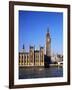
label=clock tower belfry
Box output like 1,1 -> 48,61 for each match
46,28 -> 51,57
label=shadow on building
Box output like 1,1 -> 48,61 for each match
44,55 -> 52,68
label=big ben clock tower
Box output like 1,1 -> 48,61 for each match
46,28 -> 51,57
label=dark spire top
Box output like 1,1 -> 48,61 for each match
23,44 -> 24,49
47,27 -> 49,33
47,27 -> 50,37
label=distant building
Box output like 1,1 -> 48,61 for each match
19,28 -> 51,67
51,54 -> 63,64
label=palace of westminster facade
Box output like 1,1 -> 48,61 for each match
19,29 -> 51,67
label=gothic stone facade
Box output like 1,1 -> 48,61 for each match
19,29 -> 51,67
19,47 -> 44,66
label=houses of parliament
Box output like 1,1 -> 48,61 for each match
19,28 -> 51,67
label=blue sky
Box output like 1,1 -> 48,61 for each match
19,10 -> 63,54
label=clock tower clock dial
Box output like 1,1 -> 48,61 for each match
47,38 -> 50,42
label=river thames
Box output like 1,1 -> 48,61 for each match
19,66 -> 63,79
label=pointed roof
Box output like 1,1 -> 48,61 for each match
47,27 -> 49,33
46,27 -> 50,37
22,44 -> 24,49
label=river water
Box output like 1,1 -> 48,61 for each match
19,66 -> 63,79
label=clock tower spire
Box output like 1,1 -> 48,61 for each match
46,27 -> 51,57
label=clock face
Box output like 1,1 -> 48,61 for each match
47,38 -> 50,42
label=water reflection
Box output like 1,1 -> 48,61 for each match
19,66 -> 63,79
